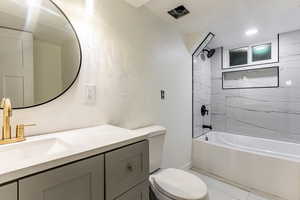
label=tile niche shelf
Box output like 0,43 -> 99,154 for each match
222,66 -> 279,89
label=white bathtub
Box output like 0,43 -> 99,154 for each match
192,131 -> 300,200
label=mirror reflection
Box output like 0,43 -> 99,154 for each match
0,0 -> 81,108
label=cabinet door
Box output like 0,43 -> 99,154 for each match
116,182 -> 149,200
105,140 -> 149,200
0,182 -> 17,200
19,155 -> 104,200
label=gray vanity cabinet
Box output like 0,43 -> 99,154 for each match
0,182 -> 17,200
115,181 -> 149,200
1,140 -> 149,200
19,155 -> 105,200
105,140 -> 149,200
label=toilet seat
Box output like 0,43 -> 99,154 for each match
149,168 -> 208,200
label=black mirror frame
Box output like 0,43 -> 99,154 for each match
10,0 -> 82,109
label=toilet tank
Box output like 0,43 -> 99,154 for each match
133,126 -> 166,173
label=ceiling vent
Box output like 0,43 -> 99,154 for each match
168,5 -> 190,19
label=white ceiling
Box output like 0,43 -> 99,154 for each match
145,0 -> 300,48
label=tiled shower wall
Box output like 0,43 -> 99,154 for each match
210,29 -> 300,143
193,55 -> 211,138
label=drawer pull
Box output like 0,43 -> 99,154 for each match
127,164 -> 133,172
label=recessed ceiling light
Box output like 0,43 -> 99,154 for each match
245,28 -> 258,36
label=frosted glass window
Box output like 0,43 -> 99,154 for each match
229,47 -> 248,66
252,43 -> 272,62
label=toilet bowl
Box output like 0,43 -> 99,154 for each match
134,126 -> 209,200
149,168 -> 209,200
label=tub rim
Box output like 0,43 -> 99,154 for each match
194,131 -> 300,163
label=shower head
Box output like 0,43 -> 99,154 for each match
200,53 -> 206,61
193,32 -> 215,58
203,48 -> 215,58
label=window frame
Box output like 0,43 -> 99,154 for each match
229,46 -> 249,67
222,35 -> 279,69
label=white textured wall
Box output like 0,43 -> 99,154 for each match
4,0 -> 192,169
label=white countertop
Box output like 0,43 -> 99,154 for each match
0,125 -> 155,185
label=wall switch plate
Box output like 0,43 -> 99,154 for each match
85,84 -> 96,104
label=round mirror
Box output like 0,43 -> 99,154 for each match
0,0 -> 81,109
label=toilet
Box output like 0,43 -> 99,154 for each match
141,126 -> 209,200
149,168 -> 209,200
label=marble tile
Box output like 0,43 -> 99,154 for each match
247,193 -> 275,200
211,114 -> 227,131
225,118 -> 281,140
211,96 -> 226,115
280,30 -> 300,57
208,188 -> 240,200
193,52 -> 212,137
211,79 -> 223,95
280,64 -> 300,88
189,171 -> 247,200
211,48 -> 223,79
189,170 -> 275,200
227,104 -> 288,133
208,30 -> 300,143
194,30 -> 300,142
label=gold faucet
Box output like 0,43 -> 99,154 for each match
0,98 -> 35,145
1,98 -> 12,140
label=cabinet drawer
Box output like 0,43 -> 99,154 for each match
116,181 -> 149,200
105,140 -> 149,200
0,182 -> 17,200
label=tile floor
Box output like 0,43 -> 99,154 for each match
189,170 -> 276,200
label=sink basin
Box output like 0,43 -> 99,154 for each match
0,138 -> 71,170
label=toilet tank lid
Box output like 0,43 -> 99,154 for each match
132,125 -> 166,137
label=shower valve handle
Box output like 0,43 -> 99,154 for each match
201,105 -> 209,116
